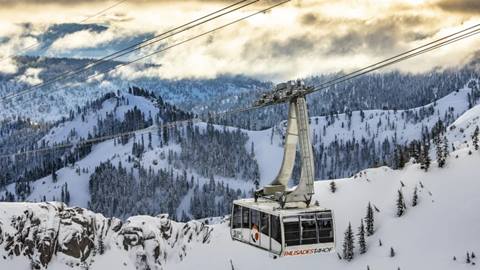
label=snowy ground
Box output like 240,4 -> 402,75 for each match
170,146 -> 480,270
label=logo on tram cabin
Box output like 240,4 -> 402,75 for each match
283,247 -> 333,256
250,224 -> 260,243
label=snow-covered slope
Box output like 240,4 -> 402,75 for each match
4,122 -> 281,210
1,104 -> 479,270
176,145 -> 480,270
4,81 -> 479,219
41,92 -> 159,145
172,104 -> 480,270
307,83 -> 471,146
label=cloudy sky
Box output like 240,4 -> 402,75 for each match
0,0 -> 479,81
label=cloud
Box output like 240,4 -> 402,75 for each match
49,29 -> 117,51
0,22 -> 41,74
0,0 -> 479,81
16,67 -> 43,85
0,58 -> 18,74
434,0 -> 480,14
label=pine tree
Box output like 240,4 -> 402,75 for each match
435,134 -> 445,168
396,190 -> 406,217
467,252 -> 471,263
98,237 -> 105,255
390,247 -> 396,257
342,223 -> 355,261
358,219 -> 367,254
65,183 -> 70,205
473,126 -> 479,151
330,181 -> 337,193
52,170 -> 58,183
443,136 -> 449,160
412,186 -> 418,207
422,143 -> 431,171
365,202 -> 374,236
162,125 -> 169,145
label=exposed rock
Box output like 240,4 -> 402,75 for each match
0,202 -> 212,269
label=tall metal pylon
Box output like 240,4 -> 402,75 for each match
254,80 -> 314,207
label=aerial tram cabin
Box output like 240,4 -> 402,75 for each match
230,80 -> 336,257
231,199 -> 335,257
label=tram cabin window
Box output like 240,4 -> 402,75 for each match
284,212 -> 334,247
260,212 -> 269,236
271,215 -> 282,244
283,216 -> 300,246
242,207 -> 250,228
251,210 -> 260,230
232,205 -> 242,229
317,212 -> 334,243
301,214 -> 317,245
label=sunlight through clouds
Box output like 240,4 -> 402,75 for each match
0,0 -> 478,80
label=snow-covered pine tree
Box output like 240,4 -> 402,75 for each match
98,235 -> 105,255
52,170 -> 58,183
390,247 -> 396,257
434,134 -> 445,168
330,181 -> 337,193
342,222 -> 355,261
473,126 -> 479,150
424,142 -> 431,171
162,125 -> 169,146
358,219 -> 366,254
396,190 -> 406,217
365,202 -> 374,236
467,252 -> 471,263
412,186 -> 418,207
443,136 -> 449,160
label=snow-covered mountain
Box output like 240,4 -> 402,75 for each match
1,78 -> 479,221
1,100 -> 479,270
0,56 -> 270,123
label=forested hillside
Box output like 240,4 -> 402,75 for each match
0,58 -> 479,222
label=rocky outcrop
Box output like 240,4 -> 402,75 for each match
0,202 -> 212,269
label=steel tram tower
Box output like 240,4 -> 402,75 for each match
254,80 -> 315,208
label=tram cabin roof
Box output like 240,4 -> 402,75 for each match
233,198 -> 330,217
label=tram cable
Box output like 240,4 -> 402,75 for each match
79,0 -> 129,23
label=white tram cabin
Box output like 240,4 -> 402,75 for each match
230,198 -> 335,257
